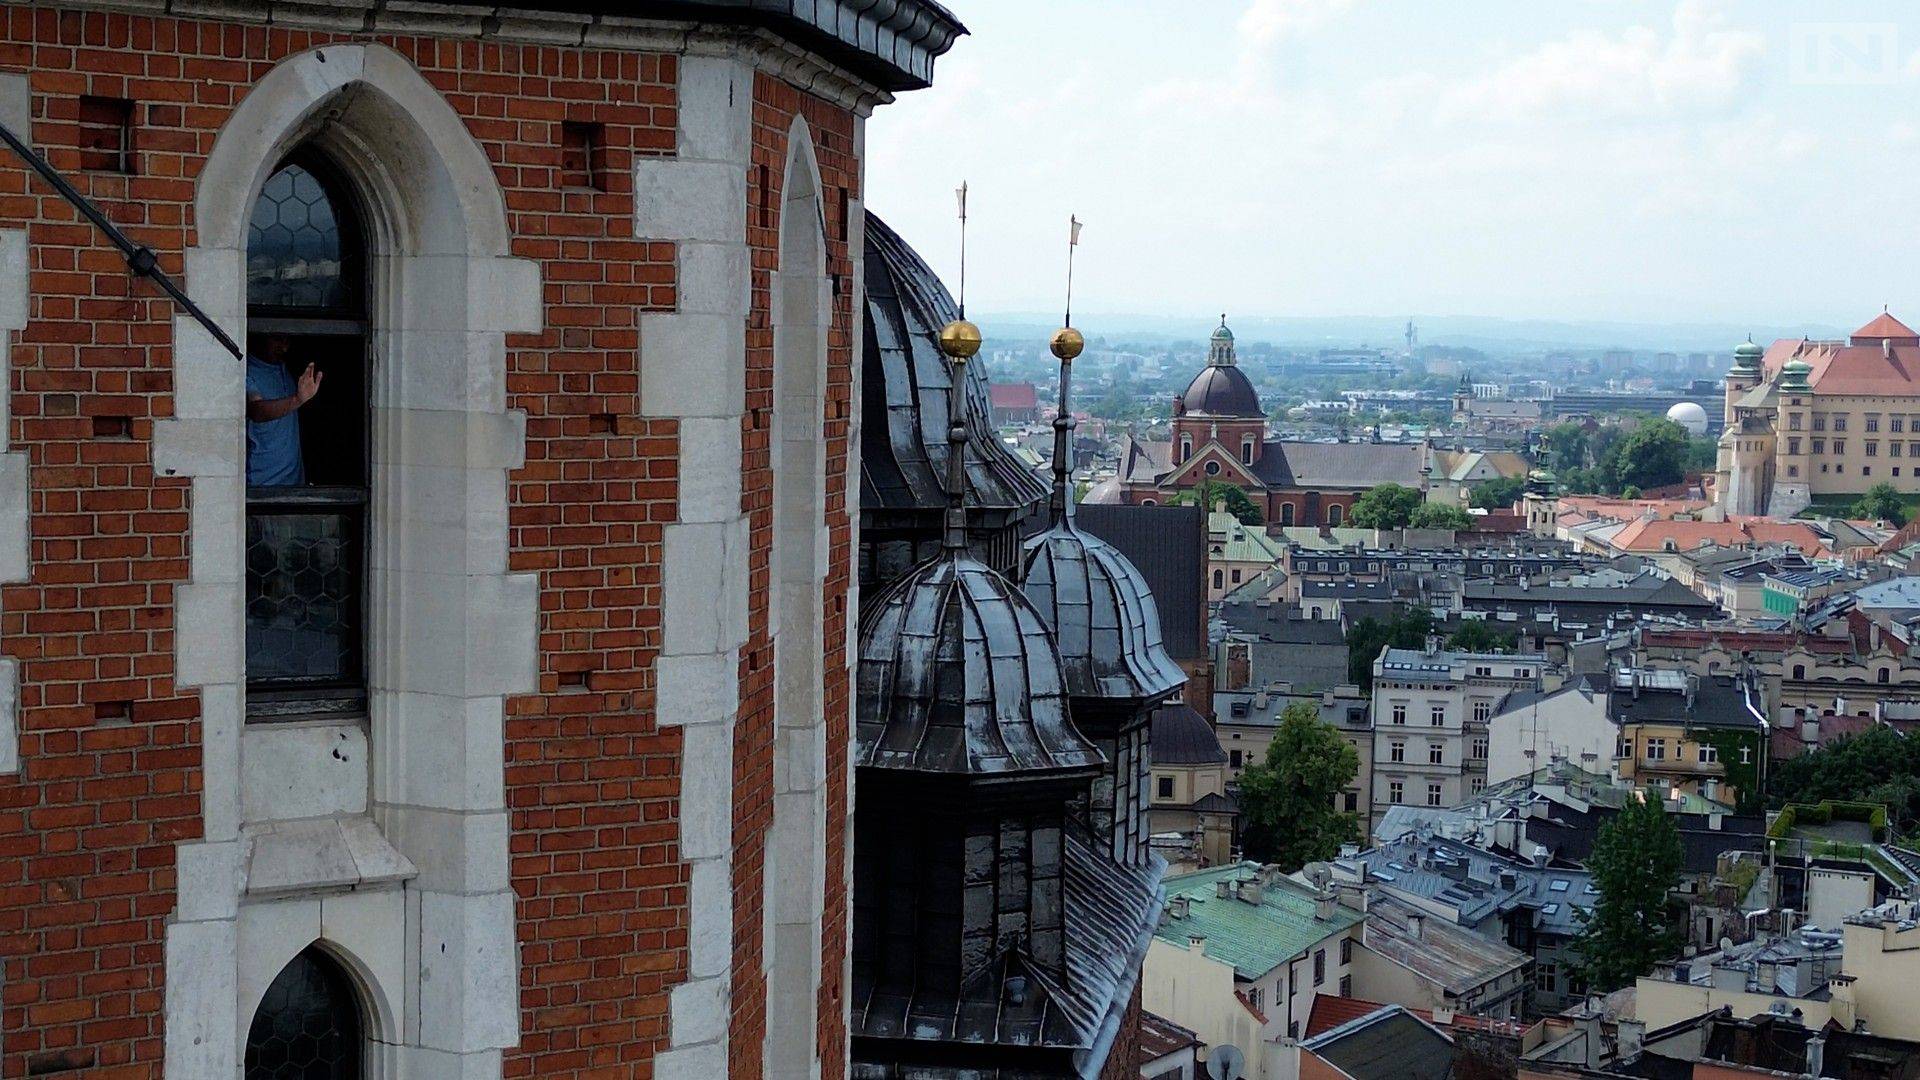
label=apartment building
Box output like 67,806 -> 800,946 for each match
1369,648 -> 1548,828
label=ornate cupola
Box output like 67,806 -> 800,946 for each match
1730,337 -> 1764,376
853,305 -> 1159,1076
1178,314 -> 1263,418
1019,320 -> 1183,863
1777,358 -> 1813,394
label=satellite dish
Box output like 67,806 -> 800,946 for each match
1719,936 -> 1734,952
1207,1043 -> 1246,1080
1304,862 -> 1333,889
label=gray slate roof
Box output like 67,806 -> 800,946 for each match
1075,503 -> 1208,662
856,554 -> 1103,776
1301,1005 -> 1456,1080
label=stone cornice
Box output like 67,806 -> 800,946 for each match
44,0 -> 934,113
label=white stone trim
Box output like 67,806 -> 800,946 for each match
163,43 -> 535,1077
0,219 -> 30,774
639,53 -> 754,1078
764,113 -> 832,1080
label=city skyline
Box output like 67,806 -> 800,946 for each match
868,0 -> 1920,327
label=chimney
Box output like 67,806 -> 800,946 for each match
1187,933 -> 1207,953
1581,1014 -> 1605,1069
1806,1034 -> 1826,1077
1316,890 -> 1336,921
1217,878 -> 1233,899
1406,912 -> 1425,940
1239,879 -> 1264,905
1168,895 -> 1189,919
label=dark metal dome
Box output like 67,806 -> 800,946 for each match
856,553 -> 1104,777
1020,525 -> 1185,704
1179,363 -> 1263,418
861,214 -> 1048,521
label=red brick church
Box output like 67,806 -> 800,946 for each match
1115,319 -> 1430,526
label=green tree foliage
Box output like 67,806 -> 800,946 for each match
1237,701 -> 1360,871
1345,607 -> 1436,692
1170,479 -> 1264,526
1409,503 -> 1473,530
1348,483 -> 1426,530
1543,422 -> 1591,474
1573,793 -> 1684,991
1850,482 -> 1909,525
1468,476 -> 1526,510
1768,727 -> 1920,836
1610,418 -> 1690,492
1445,620 -> 1518,654
1684,436 -> 1719,474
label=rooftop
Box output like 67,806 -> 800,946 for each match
1156,863 -> 1363,980
1362,895 -> 1529,996
1299,1004 -> 1455,1080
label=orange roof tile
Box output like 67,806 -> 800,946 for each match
1852,310 -> 1920,344
1607,516 -> 1828,557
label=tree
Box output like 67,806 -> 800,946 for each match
1609,418 -> 1689,492
1345,606 -> 1436,692
1468,476 -> 1525,510
1237,702 -> 1360,871
1445,620 -> 1518,654
1348,483 -> 1425,530
1409,503 -> 1473,530
1170,479 -> 1263,526
1542,422 -> 1591,474
1573,792 -> 1684,991
1850,482 -> 1908,525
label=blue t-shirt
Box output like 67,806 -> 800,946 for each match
246,356 -> 305,486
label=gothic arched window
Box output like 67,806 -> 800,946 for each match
244,151 -> 370,719
245,947 -> 364,1079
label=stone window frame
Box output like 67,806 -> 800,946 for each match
155,44 -> 541,1077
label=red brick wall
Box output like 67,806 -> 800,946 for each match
0,7 -> 854,1077
731,71 -> 858,1080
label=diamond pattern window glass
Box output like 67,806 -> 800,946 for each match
244,947 -> 363,1079
248,161 -> 357,313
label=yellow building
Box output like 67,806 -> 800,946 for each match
1609,668 -> 1768,809
1717,311 -> 1920,516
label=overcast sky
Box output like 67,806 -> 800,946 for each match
865,1 -> 1920,328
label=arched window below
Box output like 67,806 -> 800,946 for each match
1792,664 -> 1805,680
1280,503 -> 1295,526
1327,503 -> 1343,526
1212,569 -> 1224,590
1241,438 -> 1254,464
1879,668 -> 1891,684
1180,437 -> 1192,463
245,947 -> 364,1079
1140,498 -> 1157,507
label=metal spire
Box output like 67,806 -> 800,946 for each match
937,181 -> 982,553
1048,215 -> 1085,524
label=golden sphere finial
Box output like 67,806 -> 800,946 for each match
938,318 -> 982,361
1049,326 -> 1085,362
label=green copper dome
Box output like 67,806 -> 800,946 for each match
1730,337 -> 1763,373
1777,358 -> 1812,392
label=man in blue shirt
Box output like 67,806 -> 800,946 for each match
245,335 -> 322,486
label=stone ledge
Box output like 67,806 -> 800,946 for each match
243,815 -> 418,898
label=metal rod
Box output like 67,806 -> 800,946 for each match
0,120 -> 245,360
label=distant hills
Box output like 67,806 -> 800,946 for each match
975,311 -> 1852,355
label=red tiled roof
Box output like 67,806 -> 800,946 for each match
1464,510 -> 1526,533
1641,628 -> 1851,655
1852,310 -> 1920,344
1139,1011 -> 1201,1059
1304,995 -> 1528,1040
988,381 -> 1039,410
1607,516 -> 1828,557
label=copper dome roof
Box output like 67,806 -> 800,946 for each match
1180,363 -> 1263,418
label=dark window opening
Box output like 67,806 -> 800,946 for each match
560,120 -> 607,191
245,151 -> 370,721
245,947 -> 364,1080
78,95 -> 134,173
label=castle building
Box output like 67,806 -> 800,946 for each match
1717,311 -> 1920,516
0,4 -> 962,1078
1118,319 -> 1430,525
